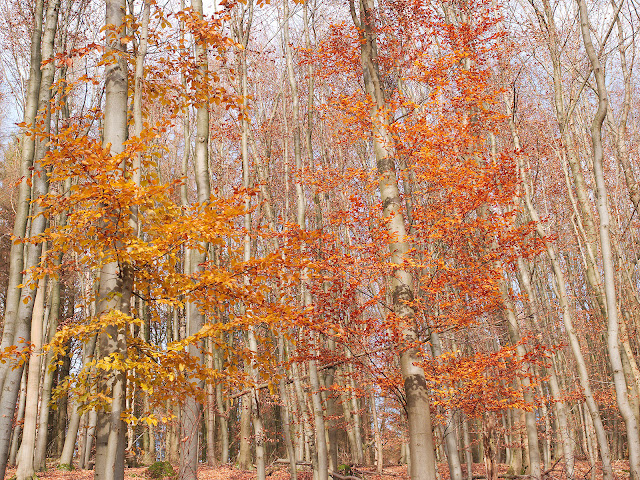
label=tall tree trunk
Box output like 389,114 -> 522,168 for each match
215,349 -> 229,463
54,352 -> 71,458
60,335 -> 97,468
0,0 -> 44,396
349,1 -> 438,479
206,338 -> 217,466
500,284 -> 541,480
0,0 -> 56,474
179,0 -> 211,477
93,2 -> 129,479
461,414 -> 473,480
577,2 -> 640,478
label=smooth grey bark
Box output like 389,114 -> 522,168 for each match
82,410 -> 98,469
515,256 -> 574,479
59,401 -> 82,468
577,1 -> 640,477
206,338 -> 216,466
324,361 -> 339,473
9,369 -> 27,467
93,2 -> 129,479
34,260 -> 64,471
0,0 -> 56,474
15,276 -> 47,480
349,1 -> 438,479
0,2 -> 45,478
237,396 -> 252,469
179,0 -> 211,477
60,335 -> 97,468
370,390 -> 383,473
234,2 -> 265,476
346,362 -> 364,464
0,0 -> 44,396
341,385 -> 358,460
16,7 -> 61,472
214,349 -> 229,463
547,355 -> 574,479
291,355 -> 314,466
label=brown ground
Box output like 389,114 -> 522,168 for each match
3,461 -> 632,480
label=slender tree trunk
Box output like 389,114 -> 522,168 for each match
462,414 -> 473,480
281,1 -> 328,476
0,0 -> 44,397
54,352 -> 71,458
179,0 -> 211,477
15,276 -> 47,480
577,2 -> 640,477
206,338 -> 217,466
0,2 -> 53,477
346,362 -> 364,465
278,335 -> 297,480
500,284 -> 541,480
83,410 -> 98,469
9,370 -> 27,467
547,355 -> 574,479
34,260 -> 64,471
215,349 -> 229,464
370,390 -> 383,473
60,335 -> 97,468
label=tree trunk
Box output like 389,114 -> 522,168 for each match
54,352 -> 71,458
349,1 -> 437,479
9,369 -> 28,467
34,261 -> 64,471
215,349 -> 229,464
0,0 -> 43,398
179,0 -> 211,477
577,1 -> 640,477
15,276 -> 47,480
93,2 -> 129,479
238,396 -> 252,470
462,414 -> 473,480
278,335 -> 297,480
370,390 -> 383,473
206,338 -> 217,466
0,2 -> 52,477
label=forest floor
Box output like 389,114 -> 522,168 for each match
3,460 -> 632,480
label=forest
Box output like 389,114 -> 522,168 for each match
0,0 -> 639,479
